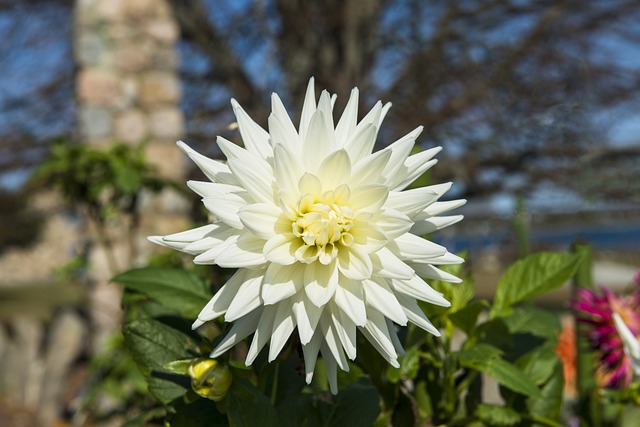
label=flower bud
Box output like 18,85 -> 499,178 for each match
188,358 -> 232,401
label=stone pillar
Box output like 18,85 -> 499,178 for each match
73,0 -> 188,350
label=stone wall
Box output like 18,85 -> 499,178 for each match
74,0 -> 184,176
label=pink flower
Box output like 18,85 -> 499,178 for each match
573,275 -> 640,389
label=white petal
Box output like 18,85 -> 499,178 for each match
334,276 -> 367,326
201,192 -> 251,229
293,293 -> 324,345
299,78 -> 316,143
373,208 -> 413,240
613,313 -> 640,375
380,127 -> 423,180
349,184 -> 389,212
395,293 -> 441,336
425,252 -> 466,265
386,184 -> 451,219
387,318 -> 406,356
416,199 -> 467,220
349,145 -> 391,187
304,261 -> 339,307
370,247 -> 415,279
245,305 -> 277,365
331,303 -> 357,360
302,330 -> 323,384
193,235 -> 238,264
344,124 -> 377,164
158,224 -> 218,243
214,232 -> 266,268
360,309 -> 399,367
273,144 -> 304,201
210,308 -> 263,357
389,233 -> 447,261
338,245 -> 373,281
238,203 -> 284,240
409,263 -> 463,283
335,87 -> 359,146
225,269 -> 265,321
269,302 -> 297,361
192,269 -> 246,328
320,315 -> 349,372
231,98 -> 272,160
227,158 -> 275,204
363,278 -> 408,325
390,146 -> 442,191
263,234 -> 300,265
177,141 -> 237,185
270,93 -> 300,149
262,262 -> 305,305
303,110 -> 333,173
321,345 -> 340,395
316,149 -> 351,191
298,172 -> 322,195
411,215 -> 464,235
392,276 -> 451,307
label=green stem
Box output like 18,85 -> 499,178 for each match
521,414 -> 565,427
270,363 -> 279,405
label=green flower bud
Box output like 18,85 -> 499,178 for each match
188,358 -> 232,401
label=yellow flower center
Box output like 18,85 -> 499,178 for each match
292,186 -> 354,265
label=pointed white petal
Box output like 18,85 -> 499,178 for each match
304,261 -> 339,307
395,293 -> 441,336
392,276 -> 451,307
201,192 -> 251,229
302,331 -> 323,384
273,144 -> 304,199
231,98 -> 272,160
337,245 -> 373,281
245,305 -> 277,365
177,141 -> 237,185
424,252 -> 465,265
411,215 -> 464,235
238,203 -> 284,240
320,315 -> 349,372
210,308 -> 262,357
262,262 -> 305,305
263,234 -> 300,265
316,149 -> 351,191
363,278 -> 408,325
334,276 -> 367,326
370,247 -> 415,279
335,87 -> 359,146
415,199 -> 467,220
386,184 -> 451,219
349,184 -> 389,212
225,269 -> 265,321
299,78 -> 316,142
331,303 -> 357,360
193,235 -> 238,264
388,233 -> 447,261
360,308 -> 399,367
269,302 -> 297,361
409,263 -> 462,283
344,124 -> 377,164
387,319 -> 406,356
380,127 -> 423,180
303,110 -> 333,173
214,232 -> 266,268
193,269 -> 246,328
292,293 -> 324,345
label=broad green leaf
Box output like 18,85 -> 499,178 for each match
457,344 -> 503,370
517,344 -> 560,386
123,317 -> 199,374
491,252 -> 582,318
164,358 -> 199,375
387,347 -> 421,383
527,360 -> 564,419
327,378 -> 381,427
227,377 -> 279,427
487,359 -> 541,398
476,404 -> 521,426
147,375 -> 189,405
505,306 -> 561,339
449,300 -> 486,335
114,267 -> 211,318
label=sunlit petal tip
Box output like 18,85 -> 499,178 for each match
150,79 -> 463,393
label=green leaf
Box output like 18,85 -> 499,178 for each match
458,344 -> 503,370
123,317 -> 199,404
387,347 -> 421,383
517,344 -> 560,386
227,377 -> 279,427
327,378 -> 381,427
486,359 -> 541,398
114,267 -> 211,318
476,404 -> 522,426
491,252 -> 582,318
170,396 -> 229,427
527,360 -> 564,419
505,306 -> 561,339
164,358 -> 198,375
449,300 -> 486,335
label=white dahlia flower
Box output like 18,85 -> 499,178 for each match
149,78 -> 465,393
